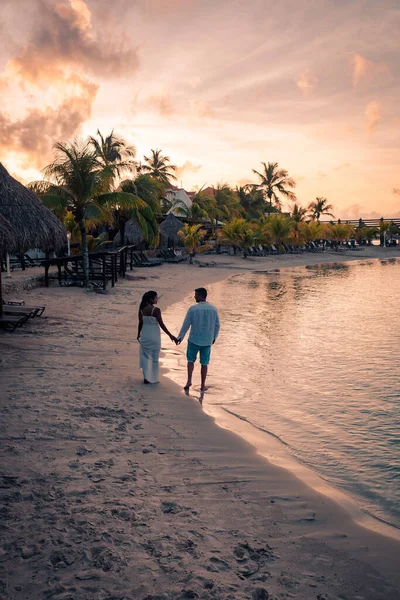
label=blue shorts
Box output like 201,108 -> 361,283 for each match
187,341 -> 211,365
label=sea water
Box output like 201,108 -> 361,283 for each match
162,259 -> 400,530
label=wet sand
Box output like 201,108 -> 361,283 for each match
1,247 -> 399,599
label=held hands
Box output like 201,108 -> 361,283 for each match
169,335 -> 182,345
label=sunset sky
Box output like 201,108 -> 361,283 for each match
1,0 -> 399,217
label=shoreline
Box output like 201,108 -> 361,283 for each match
160,254 -> 400,541
1,247 -> 399,599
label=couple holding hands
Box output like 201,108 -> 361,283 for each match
137,287 -> 220,396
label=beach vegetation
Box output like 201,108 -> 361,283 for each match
141,148 -> 177,185
89,129 -> 136,190
266,214 -> 294,246
298,220 -> 323,244
290,203 -> 308,222
218,218 -> 247,254
32,139 -> 142,287
308,197 -> 335,221
178,223 -> 208,263
252,162 -> 297,213
236,185 -> 265,219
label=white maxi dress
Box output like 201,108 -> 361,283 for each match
139,307 -> 161,383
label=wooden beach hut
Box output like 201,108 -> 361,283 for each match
159,213 -> 184,248
0,163 -> 66,319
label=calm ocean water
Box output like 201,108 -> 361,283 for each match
162,259 -> 400,529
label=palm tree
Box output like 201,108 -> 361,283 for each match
218,218 -> 246,254
116,176 -> 160,247
172,188 -> 217,223
252,162 -> 296,212
325,223 -> 354,248
236,185 -> 265,219
298,220 -> 323,244
238,226 -> 257,258
213,183 -> 243,223
141,149 -> 177,185
364,226 -> 378,245
178,224 -> 207,264
308,197 -> 334,221
89,129 -> 136,189
34,139 -> 142,287
267,214 -> 294,247
290,203 -> 308,222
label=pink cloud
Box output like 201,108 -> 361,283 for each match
296,68 -> 318,97
352,54 -> 392,88
364,100 -> 382,135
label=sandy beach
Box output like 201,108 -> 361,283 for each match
1,247 -> 400,600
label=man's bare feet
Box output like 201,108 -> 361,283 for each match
184,383 -> 191,396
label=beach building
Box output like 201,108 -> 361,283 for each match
165,187 -> 192,214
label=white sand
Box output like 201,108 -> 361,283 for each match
1,247 -> 399,600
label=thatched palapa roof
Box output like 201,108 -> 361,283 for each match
0,214 -> 16,255
160,213 -> 184,247
113,220 -> 144,247
0,163 -> 66,253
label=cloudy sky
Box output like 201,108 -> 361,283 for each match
1,0 -> 399,217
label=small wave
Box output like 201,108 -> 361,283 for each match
221,407 -> 290,447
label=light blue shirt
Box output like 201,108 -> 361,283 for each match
178,301 -> 220,347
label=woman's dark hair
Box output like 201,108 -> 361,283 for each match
140,291 -> 157,311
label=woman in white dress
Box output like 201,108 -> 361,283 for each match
137,291 -> 177,384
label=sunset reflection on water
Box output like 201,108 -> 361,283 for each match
162,259 -> 400,528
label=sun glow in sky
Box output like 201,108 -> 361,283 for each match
1,0 -> 400,217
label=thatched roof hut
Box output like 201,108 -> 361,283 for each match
113,220 -> 144,247
160,213 -> 184,248
0,214 -> 15,255
0,163 -> 66,253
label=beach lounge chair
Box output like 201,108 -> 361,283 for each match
2,300 -> 45,316
0,314 -> 29,331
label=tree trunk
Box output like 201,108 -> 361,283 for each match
79,220 -> 90,288
120,219 -> 126,247
243,248 -> 247,258
189,252 -> 194,264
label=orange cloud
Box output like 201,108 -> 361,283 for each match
364,100 -> 382,135
190,99 -> 214,118
0,0 -> 139,170
148,93 -> 175,116
0,77 -> 98,167
176,161 -> 202,178
352,53 -> 392,87
297,69 -> 318,97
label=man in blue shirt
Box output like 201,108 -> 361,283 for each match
177,287 -> 220,397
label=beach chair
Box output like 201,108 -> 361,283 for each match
137,251 -> 162,266
2,300 -> 45,316
0,314 -> 29,331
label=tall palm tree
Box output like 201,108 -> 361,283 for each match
178,224 -> 207,264
117,176 -> 160,247
89,129 -> 136,190
141,149 -> 177,185
236,185 -> 265,219
213,183 -> 242,223
252,162 -> 296,212
308,197 -> 334,221
34,139 -> 143,287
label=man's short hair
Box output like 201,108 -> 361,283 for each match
195,287 -> 207,299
